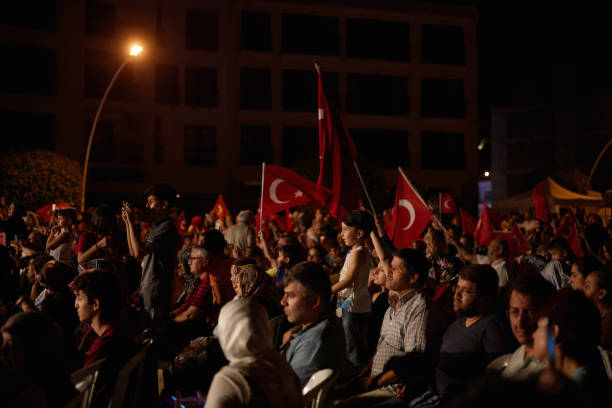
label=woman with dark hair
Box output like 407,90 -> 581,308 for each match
569,256 -> 604,291
0,312 -> 77,407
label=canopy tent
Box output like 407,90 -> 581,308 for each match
493,177 -> 605,211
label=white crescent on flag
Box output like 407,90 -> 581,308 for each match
270,179 -> 289,204
444,198 -> 453,210
399,199 -> 416,230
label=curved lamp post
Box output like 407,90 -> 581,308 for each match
80,44 -> 143,212
587,136 -> 612,187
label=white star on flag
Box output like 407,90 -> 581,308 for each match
294,190 -> 303,198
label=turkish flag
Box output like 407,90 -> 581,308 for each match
211,194 -> 229,221
286,209 -> 294,233
555,210 -> 584,257
316,68 -> 360,221
532,181 -> 550,222
386,169 -> 432,249
440,193 -> 456,214
35,202 -> 70,224
175,211 -> 187,236
459,208 -> 477,236
474,203 -> 493,246
493,224 -> 531,261
261,164 -> 330,219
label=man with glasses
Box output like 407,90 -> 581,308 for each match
434,264 -> 512,402
169,246 -> 213,352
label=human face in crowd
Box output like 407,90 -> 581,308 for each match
307,248 -> 324,264
569,264 -> 586,291
508,291 -> 542,348
487,240 -> 501,261
57,215 -> 70,229
281,281 -> 315,326
372,266 -> 387,287
583,273 -> 602,304
276,248 -> 289,268
189,249 -> 207,275
453,278 -> 479,316
230,265 -> 242,297
386,256 -> 412,292
144,194 -> 166,220
340,223 -> 361,247
549,248 -> 565,261
74,290 -> 95,323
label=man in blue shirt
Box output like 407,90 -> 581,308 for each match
281,261 -> 349,385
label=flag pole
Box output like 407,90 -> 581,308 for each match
314,62 -> 320,74
353,161 -> 377,215
259,162 -> 265,234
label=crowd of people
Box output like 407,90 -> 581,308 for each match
1,184 -> 611,408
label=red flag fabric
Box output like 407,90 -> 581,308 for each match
316,68 -> 360,220
211,194 -> 229,221
555,210 -> 584,257
440,193 -> 456,214
459,209 -> 477,236
474,204 -> 493,246
35,202 -> 70,224
261,164 -> 330,219
532,181 -> 550,222
386,169 -> 432,249
493,224 -> 531,261
0,232 -> 6,246
286,209 -> 294,233
175,212 -> 187,236
565,224 -> 584,258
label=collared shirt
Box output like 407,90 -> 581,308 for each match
283,314 -> 347,386
490,258 -> 509,287
371,290 -> 428,390
492,345 -> 547,381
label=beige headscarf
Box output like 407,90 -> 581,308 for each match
213,299 -> 302,408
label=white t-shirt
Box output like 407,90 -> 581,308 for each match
338,246 -> 372,314
490,258 -> 510,287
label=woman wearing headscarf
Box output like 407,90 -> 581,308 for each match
230,258 -> 282,317
205,299 -> 302,408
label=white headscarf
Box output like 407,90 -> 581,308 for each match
214,299 -> 302,408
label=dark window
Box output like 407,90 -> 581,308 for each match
282,14 -> 339,55
422,25 -> 465,65
155,64 -> 179,105
84,51 -> 138,101
507,141 -> 549,169
350,129 -> 410,168
241,68 -> 272,110
421,132 -> 465,170
282,127 -> 317,166
0,44 -> 55,96
421,79 -> 465,118
347,19 -> 410,61
184,126 -> 217,166
0,1 -> 57,31
0,111 -> 55,153
506,109 -> 554,141
240,125 -> 272,165
89,167 -> 144,183
185,10 -> 218,51
84,121 -> 113,163
86,0 -> 116,37
239,181 -> 262,201
185,67 -> 217,107
241,10 -> 272,51
347,74 -> 409,116
283,70 -> 338,112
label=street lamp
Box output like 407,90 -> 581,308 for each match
80,43 -> 143,212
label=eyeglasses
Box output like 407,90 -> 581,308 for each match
188,256 -> 205,263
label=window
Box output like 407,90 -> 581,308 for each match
421,132 -> 465,170
1,1 -> 57,31
0,44 -> 55,96
241,10 -> 272,51
283,70 -> 338,112
0,111 -> 55,153
421,79 -> 465,118
422,25 -> 465,65
185,10 -> 218,51
240,181 -> 262,201
155,64 -> 179,105
241,68 -> 272,110
240,125 -> 272,165
84,51 -> 138,101
282,14 -> 339,55
84,121 -> 113,163
185,67 -> 217,107
350,129 -> 410,168
184,126 -> 217,166
347,74 -> 409,116
282,127 -> 317,167
347,19 -> 410,61
85,0 -> 116,37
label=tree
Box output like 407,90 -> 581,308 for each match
0,150 -> 81,210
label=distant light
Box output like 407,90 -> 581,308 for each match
129,44 -> 143,56
484,171 -> 490,177
478,140 -> 486,151
176,194 -> 181,198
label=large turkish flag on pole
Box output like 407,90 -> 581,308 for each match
316,67 -> 360,220
440,193 -> 457,214
474,203 -> 494,246
386,168 -> 432,249
260,163 -> 330,219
